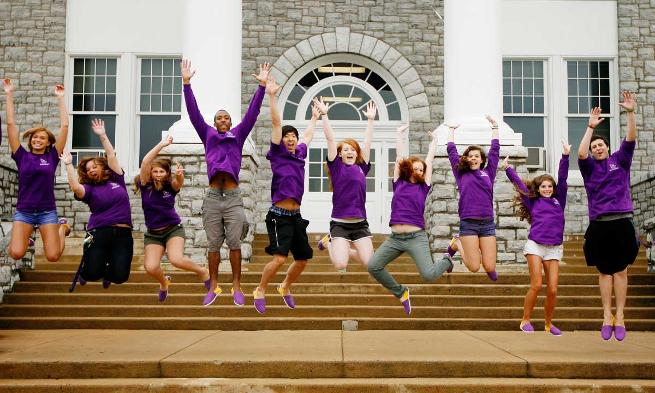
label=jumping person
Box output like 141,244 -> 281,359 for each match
61,119 -> 133,288
445,116 -> 500,281
134,135 -> 210,302
252,77 -> 318,314
502,141 -> 570,336
3,78 -> 71,262
313,97 -> 376,273
367,125 -> 453,315
181,59 -> 268,306
578,93 -> 639,341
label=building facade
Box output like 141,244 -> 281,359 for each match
1,0 -> 653,264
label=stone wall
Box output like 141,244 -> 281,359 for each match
242,0 -> 444,233
632,172 -> 655,234
0,164 -> 18,219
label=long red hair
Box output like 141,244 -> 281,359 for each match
398,157 -> 427,184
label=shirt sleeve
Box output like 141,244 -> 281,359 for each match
360,161 -> 372,176
484,138 -> 500,181
326,156 -> 341,178
296,143 -> 308,160
446,142 -> 460,178
556,155 -> 569,208
183,84 -> 212,144
614,139 -> 636,169
578,155 -> 594,180
76,184 -> 93,203
10,145 -> 25,167
234,85 -> 265,146
505,167 -> 532,211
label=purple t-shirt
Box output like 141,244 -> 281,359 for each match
327,157 -> 371,219
184,84 -> 264,184
579,139 -> 635,220
267,141 -> 307,205
12,145 -> 59,211
389,179 -> 431,229
506,155 -> 569,246
138,180 -> 181,231
447,139 -> 500,220
76,169 -> 132,230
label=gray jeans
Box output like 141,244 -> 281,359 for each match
367,230 -> 452,298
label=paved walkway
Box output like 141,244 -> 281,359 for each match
0,329 -> 654,379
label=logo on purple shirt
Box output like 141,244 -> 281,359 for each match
110,182 -> 120,190
609,162 -> 619,172
162,191 -> 172,199
39,158 -> 50,166
479,171 -> 489,177
225,131 -> 236,138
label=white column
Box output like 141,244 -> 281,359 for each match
169,0 -> 242,143
436,0 -> 521,146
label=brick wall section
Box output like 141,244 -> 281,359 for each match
242,0 -> 444,234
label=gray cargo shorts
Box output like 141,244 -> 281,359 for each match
202,188 -> 249,252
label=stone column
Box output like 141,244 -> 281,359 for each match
169,0 -> 242,143
435,0 -> 521,146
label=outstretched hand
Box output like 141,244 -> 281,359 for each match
313,97 -> 329,115
485,115 -> 498,128
396,124 -> 409,135
311,104 -> 321,120
175,161 -> 184,177
3,78 -> 14,93
60,149 -> 73,165
91,119 -> 106,136
500,155 -> 511,171
160,135 -> 174,147
618,90 -> 636,113
252,63 -> 271,86
181,59 -> 196,84
561,140 -> 571,156
588,107 -> 604,129
265,75 -> 280,96
363,101 -> 377,120
54,84 -> 65,97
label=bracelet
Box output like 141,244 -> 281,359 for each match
625,108 -> 635,113
65,162 -> 73,166
491,126 -> 499,130
587,124 -> 595,129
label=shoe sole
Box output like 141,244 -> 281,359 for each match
203,292 -> 220,307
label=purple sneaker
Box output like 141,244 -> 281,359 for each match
447,234 -> 459,257
600,323 -> 613,341
277,286 -> 296,309
546,324 -> 562,336
253,289 -> 266,314
28,237 -> 35,247
158,276 -> 171,302
317,234 -> 330,251
102,279 -> 111,289
202,286 -> 222,307
486,271 -> 498,282
232,288 -> 245,307
400,288 -> 411,316
614,325 -> 626,341
520,321 -> 534,332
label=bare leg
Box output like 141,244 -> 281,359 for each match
352,237 -> 374,267
543,259 -> 559,326
257,254 -> 287,292
458,235 -> 481,272
613,268 -> 628,326
207,251 -> 220,291
8,221 -> 33,261
229,249 -> 241,291
281,260 -> 308,290
479,236 -> 497,273
39,223 -> 64,262
165,236 -> 208,280
522,255 -> 543,322
329,238 -> 351,271
599,273 -> 614,325
144,244 -> 168,288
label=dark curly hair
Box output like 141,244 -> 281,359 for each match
457,145 -> 487,172
77,156 -> 111,184
511,174 -> 557,224
398,156 -> 427,184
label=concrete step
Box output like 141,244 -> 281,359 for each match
7,293 -> 655,307
10,282 -> 655,296
18,270 -> 655,286
2,378 -> 655,393
1,316 -> 655,330
1,305 -> 654,320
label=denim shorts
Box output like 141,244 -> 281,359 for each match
14,209 -> 59,226
459,218 -> 496,237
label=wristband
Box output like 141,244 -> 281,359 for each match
491,126 -> 499,130
587,124 -> 596,129
625,108 -> 635,113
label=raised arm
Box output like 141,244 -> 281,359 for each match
424,130 -> 438,185
3,78 -> 19,153
235,63 -> 269,142
556,141 -> 570,207
171,161 -> 185,192
486,114 -> 499,140
446,124 -> 460,173
360,101 -> 376,164
501,156 -> 530,207
393,124 -> 409,181
267,76 -> 283,144
60,149 -> 85,199
302,104 -> 320,146
619,90 -> 637,142
53,84 -> 69,154
140,135 -> 173,185
181,59 -> 211,141
484,115 -> 501,176
91,119 -> 122,175
578,107 -> 604,160
314,97 -> 337,161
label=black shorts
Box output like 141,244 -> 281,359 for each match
329,219 -> 372,242
265,210 -> 313,260
583,217 -> 639,275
